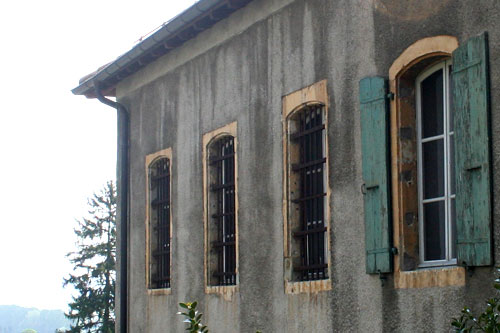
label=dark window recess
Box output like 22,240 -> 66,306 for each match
150,158 -> 171,289
292,105 -> 327,281
210,137 -> 236,285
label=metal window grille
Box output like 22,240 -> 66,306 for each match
210,136 -> 236,285
291,105 -> 328,281
150,158 -> 171,289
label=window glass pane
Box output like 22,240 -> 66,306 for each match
422,139 -> 445,199
450,198 -> 456,259
424,200 -> 446,261
421,68 -> 444,138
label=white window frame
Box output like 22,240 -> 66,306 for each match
416,60 -> 456,268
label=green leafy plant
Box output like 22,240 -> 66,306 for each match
178,302 -> 208,333
177,301 -> 262,332
452,268 -> 500,332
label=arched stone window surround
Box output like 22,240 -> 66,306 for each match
388,36 -> 466,288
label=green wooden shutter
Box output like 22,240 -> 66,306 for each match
452,32 -> 492,267
360,76 -> 392,274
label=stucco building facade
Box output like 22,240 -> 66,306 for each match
74,0 -> 500,331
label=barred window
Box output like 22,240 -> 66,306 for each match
288,104 -> 328,281
207,136 -> 237,286
148,157 -> 171,289
283,81 -> 331,293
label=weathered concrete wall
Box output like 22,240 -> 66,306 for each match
116,0 -> 500,331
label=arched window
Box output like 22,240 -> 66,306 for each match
203,122 -> 239,293
282,80 -> 331,293
288,104 -> 327,281
146,153 -> 172,290
416,60 -> 456,266
207,135 -> 236,286
360,34 -> 491,288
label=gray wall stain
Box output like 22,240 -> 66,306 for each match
114,0 -> 500,331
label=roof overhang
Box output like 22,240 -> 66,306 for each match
72,0 -> 253,98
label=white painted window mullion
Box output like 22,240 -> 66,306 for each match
417,60 -> 456,266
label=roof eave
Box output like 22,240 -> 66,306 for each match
73,0 -> 253,98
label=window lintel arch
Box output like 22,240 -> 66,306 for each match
149,155 -> 169,171
206,132 -> 234,148
389,35 -> 458,81
287,101 -> 326,120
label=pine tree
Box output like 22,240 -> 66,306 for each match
63,181 -> 116,332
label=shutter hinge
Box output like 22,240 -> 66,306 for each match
378,270 -> 387,287
391,247 -> 398,255
361,183 -> 379,195
462,261 -> 475,277
387,92 -> 395,100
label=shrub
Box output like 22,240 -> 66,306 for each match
451,268 -> 500,332
178,302 -> 208,333
177,301 -> 262,332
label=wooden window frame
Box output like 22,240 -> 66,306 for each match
202,122 -> 239,300
282,80 -> 332,294
145,148 -> 173,296
389,36 -> 465,288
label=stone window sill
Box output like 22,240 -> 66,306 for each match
205,285 -> 238,301
285,279 -> 332,294
395,266 -> 465,289
147,288 -> 172,296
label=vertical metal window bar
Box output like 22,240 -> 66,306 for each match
291,105 -> 327,281
210,137 -> 236,285
151,158 -> 171,288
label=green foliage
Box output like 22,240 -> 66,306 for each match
177,301 -> 262,332
63,181 -> 116,332
452,268 -> 500,332
178,302 -> 208,333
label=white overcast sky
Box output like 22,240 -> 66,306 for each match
0,0 -> 196,311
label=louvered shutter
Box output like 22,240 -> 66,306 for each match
453,32 -> 492,266
360,77 -> 393,274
